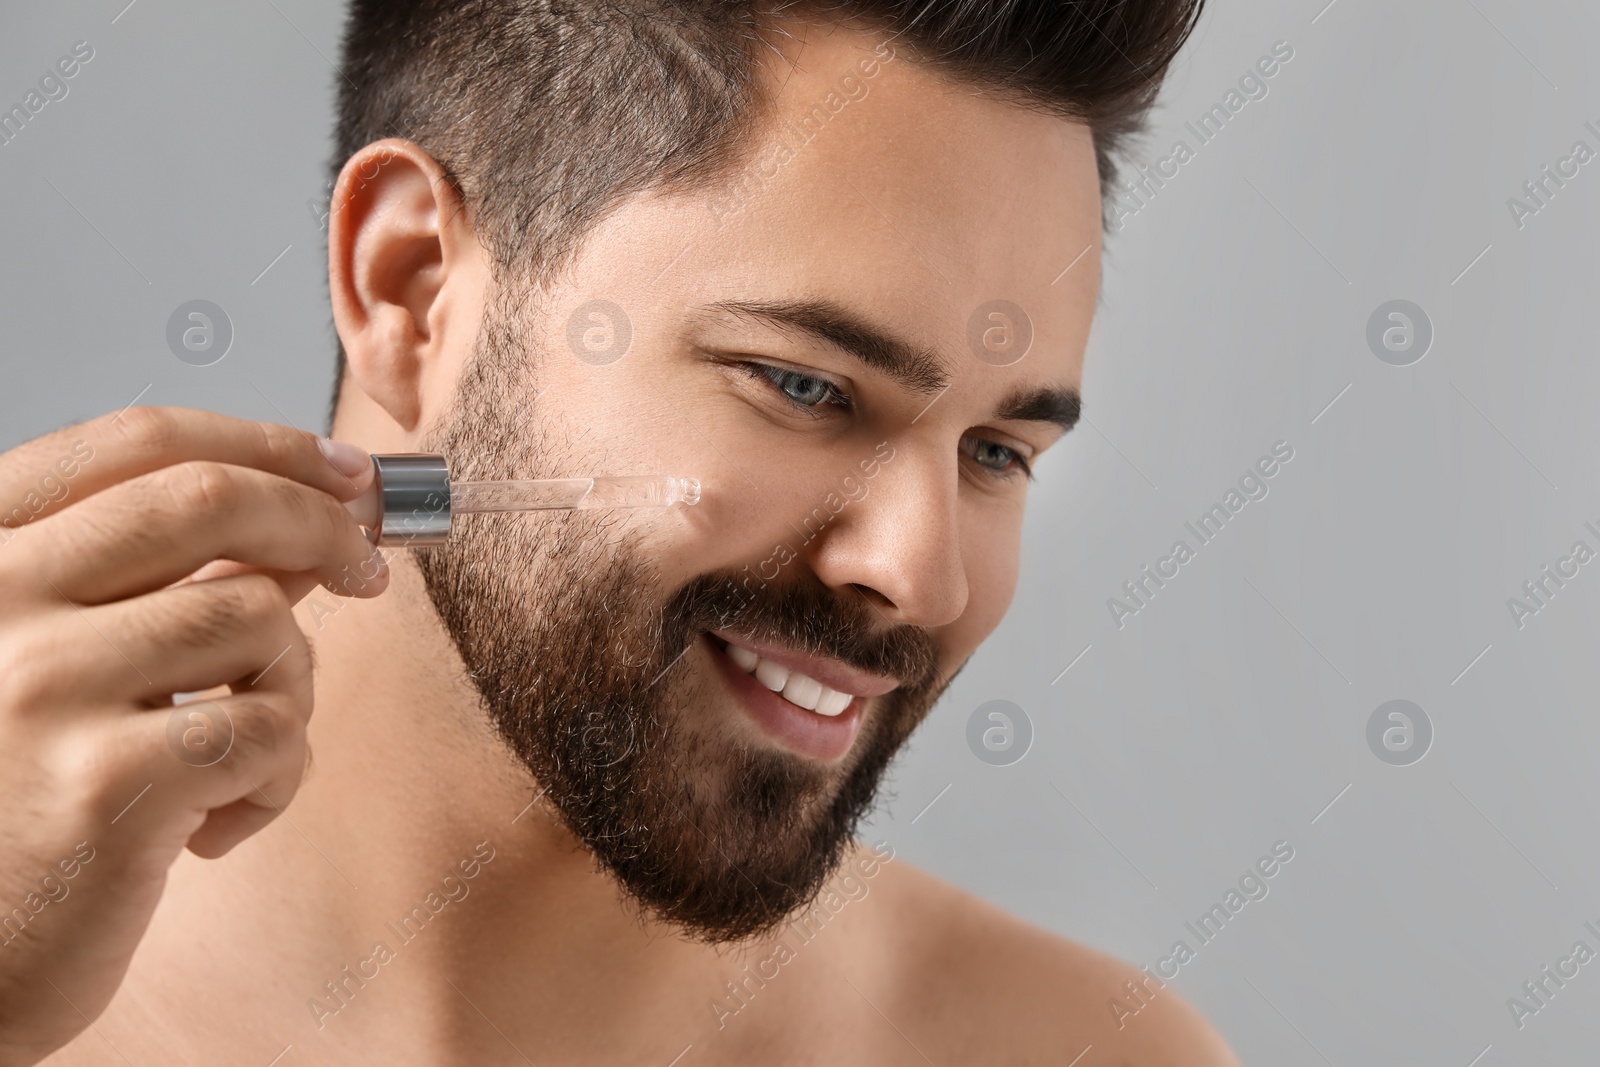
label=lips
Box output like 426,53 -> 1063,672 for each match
703,631 -> 899,761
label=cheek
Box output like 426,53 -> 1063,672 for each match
631,417 -> 822,586
944,516 -> 1021,658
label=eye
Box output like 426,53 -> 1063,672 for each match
741,362 -> 852,412
960,434 -> 1033,481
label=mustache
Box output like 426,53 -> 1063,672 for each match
665,568 -> 940,693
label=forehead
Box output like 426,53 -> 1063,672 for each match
734,20 -> 1101,377
566,20 -> 1102,396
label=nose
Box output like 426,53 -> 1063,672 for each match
802,441 -> 968,628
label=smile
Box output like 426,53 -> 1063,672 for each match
702,630 -> 899,761
724,641 -> 854,715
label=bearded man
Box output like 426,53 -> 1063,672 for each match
0,1 -> 1238,1063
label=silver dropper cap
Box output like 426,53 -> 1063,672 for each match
371,453 -> 452,546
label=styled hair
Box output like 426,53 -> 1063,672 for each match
327,0 -> 1204,418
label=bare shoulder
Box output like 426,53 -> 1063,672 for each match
841,848 -> 1240,1067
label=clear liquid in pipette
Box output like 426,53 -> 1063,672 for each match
450,475 -> 701,513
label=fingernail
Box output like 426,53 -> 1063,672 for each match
317,436 -> 372,479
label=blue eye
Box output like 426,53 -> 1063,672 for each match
745,363 -> 850,410
778,371 -> 831,406
740,360 -> 1032,482
961,434 -> 1033,481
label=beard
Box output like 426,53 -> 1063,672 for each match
411,291 -> 947,943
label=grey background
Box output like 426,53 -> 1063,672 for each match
3,0 -> 1596,1062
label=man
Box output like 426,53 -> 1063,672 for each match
0,0 -> 1240,1062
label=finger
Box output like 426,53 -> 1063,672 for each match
0,406 -> 374,534
94,688 -> 312,858
13,462 -> 388,606
27,573 -> 315,706
181,558 -> 383,608
185,796 -> 286,859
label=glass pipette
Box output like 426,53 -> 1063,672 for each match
360,453 -> 700,546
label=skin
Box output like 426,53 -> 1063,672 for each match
4,17 -> 1240,1067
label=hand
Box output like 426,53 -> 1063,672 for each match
0,406 -> 387,1064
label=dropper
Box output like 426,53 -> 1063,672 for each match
356,453 -> 700,546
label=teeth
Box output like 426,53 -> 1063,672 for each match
753,658 -> 789,693
782,673 -> 823,711
816,688 -> 852,716
722,640 -> 856,717
726,643 -> 760,672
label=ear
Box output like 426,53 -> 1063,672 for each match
328,139 -> 476,433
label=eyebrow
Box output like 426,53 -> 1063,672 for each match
703,298 -> 949,394
699,298 -> 1082,434
996,383 -> 1081,435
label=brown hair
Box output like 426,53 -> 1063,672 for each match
327,0 -> 1204,420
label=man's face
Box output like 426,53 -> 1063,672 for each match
411,21 -> 1101,942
